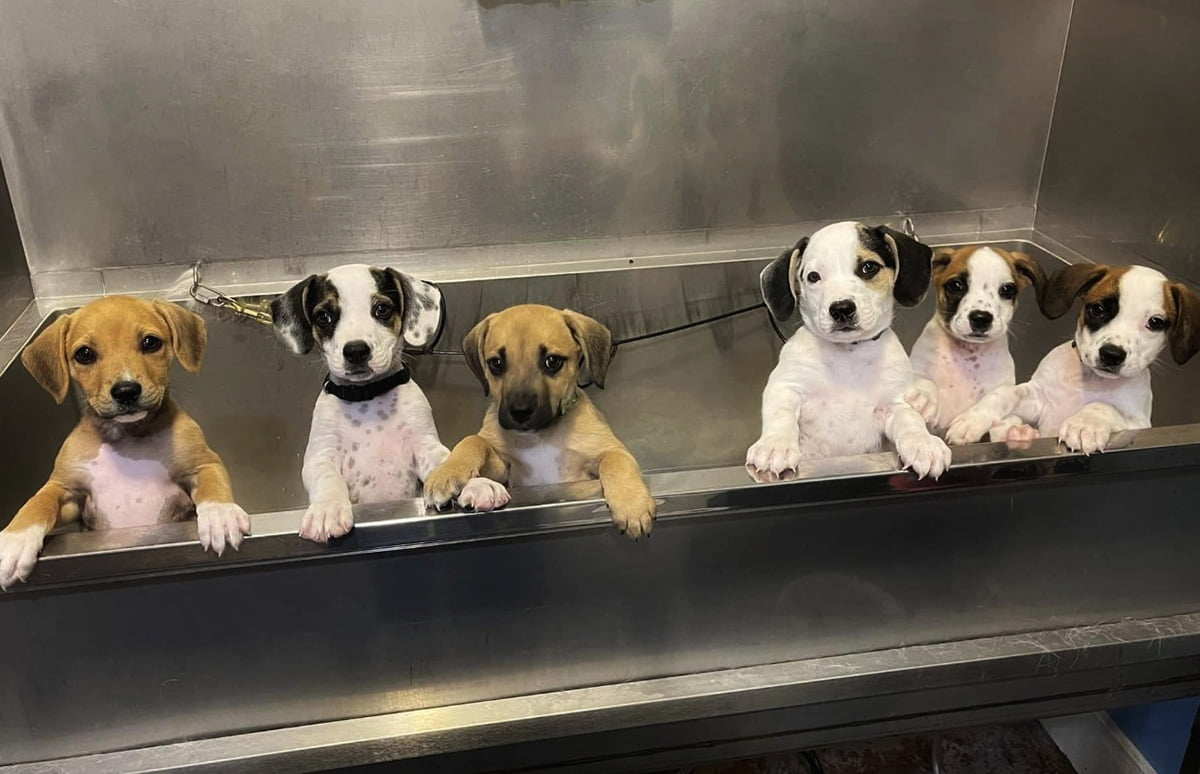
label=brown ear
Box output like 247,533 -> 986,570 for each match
562,309 -> 614,388
462,314 -> 493,396
1008,251 -> 1047,293
1168,282 -> 1200,365
931,248 -> 954,275
21,314 -> 72,404
1038,263 -> 1109,319
154,300 -> 207,373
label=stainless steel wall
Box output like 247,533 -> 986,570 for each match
0,159 -> 31,334
0,0 -> 1071,279
1037,0 -> 1200,283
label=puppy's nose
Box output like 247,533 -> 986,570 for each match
1098,344 -> 1127,368
968,310 -> 994,332
110,381 -> 142,404
829,300 -> 857,323
343,340 -> 371,365
508,400 -> 535,424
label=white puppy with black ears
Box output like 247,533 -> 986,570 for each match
746,221 -> 951,483
271,264 -> 450,542
946,263 -> 1200,453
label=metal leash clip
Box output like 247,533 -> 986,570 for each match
189,263 -> 275,325
901,215 -> 919,242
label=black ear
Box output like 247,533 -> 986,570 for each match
1039,263 -> 1109,319
270,275 -> 318,355
562,309 -> 614,388
462,314 -> 493,396
874,226 -> 933,307
759,237 -> 808,321
1168,282 -> 1200,365
1009,251 -> 1047,294
385,268 -> 446,353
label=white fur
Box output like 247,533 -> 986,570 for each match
946,267 -> 1168,453
81,443 -> 189,529
0,525 -> 47,589
323,266 -> 406,383
509,441 -> 564,487
748,222 -> 950,481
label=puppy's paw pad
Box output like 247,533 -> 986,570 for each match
991,421 -> 1038,444
745,435 -> 802,483
196,502 -> 252,556
610,493 -> 657,540
299,499 -> 354,543
0,527 -> 45,590
458,478 -> 510,512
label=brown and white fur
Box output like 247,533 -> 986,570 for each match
946,263 -> 1200,453
747,221 -> 951,482
0,296 -> 250,589
906,246 -> 1046,435
423,304 -> 656,538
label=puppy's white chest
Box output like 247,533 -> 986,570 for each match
333,390 -> 424,502
83,443 -> 191,530
509,443 -> 564,487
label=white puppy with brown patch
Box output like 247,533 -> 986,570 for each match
271,264 -> 449,542
746,221 -> 951,482
946,263 -> 1200,453
906,246 -> 1045,436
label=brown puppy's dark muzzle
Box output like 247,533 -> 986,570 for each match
498,389 -> 555,432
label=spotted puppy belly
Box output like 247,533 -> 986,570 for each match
83,445 -> 193,530
336,425 -> 423,503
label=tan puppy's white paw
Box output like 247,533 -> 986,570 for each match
299,498 -> 353,543
0,526 -> 46,590
609,491 -> 656,539
745,434 -> 803,483
895,432 -> 952,480
196,502 -> 252,556
457,477 -> 510,512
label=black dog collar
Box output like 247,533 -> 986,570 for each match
849,329 -> 886,346
323,367 -> 411,402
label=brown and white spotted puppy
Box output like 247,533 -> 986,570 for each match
906,246 -> 1046,435
423,304 -> 656,538
271,263 -> 448,543
0,296 -> 250,589
947,263 -> 1200,453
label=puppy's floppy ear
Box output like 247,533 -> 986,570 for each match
21,314 -> 72,404
931,248 -> 954,275
759,237 -> 807,321
387,268 -> 446,353
1039,263 -> 1108,319
1167,282 -> 1200,365
153,300 -> 207,373
874,226 -> 933,307
1008,251 -> 1047,293
270,275 -> 318,355
562,309 -> 615,388
462,314 -> 494,396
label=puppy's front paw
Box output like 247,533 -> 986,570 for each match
905,381 -> 940,427
1058,415 -> 1112,455
988,417 -> 1039,445
945,410 -> 996,446
196,502 -> 252,556
0,526 -> 45,590
609,490 -> 656,539
895,432 -> 952,480
457,477 -> 510,512
300,498 -> 353,543
745,435 -> 803,483
423,466 -> 470,510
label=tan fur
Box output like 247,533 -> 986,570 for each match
426,304 -> 656,538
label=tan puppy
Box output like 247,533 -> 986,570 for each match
424,304 -> 656,538
0,296 -> 251,589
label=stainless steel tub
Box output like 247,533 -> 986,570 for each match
2,239 -> 1200,772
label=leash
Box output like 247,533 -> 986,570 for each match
189,263 -> 274,325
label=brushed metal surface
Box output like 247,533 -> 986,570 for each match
0,0 -> 1070,276
1037,0 -> 1200,283
0,157 -> 30,336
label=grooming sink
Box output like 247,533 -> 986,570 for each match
3,240 -> 1200,773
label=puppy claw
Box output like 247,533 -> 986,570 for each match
197,502 -> 252,556
745,434 -> 803,483
457,477 -> 510,512
423,468 -> 466,511
0,526 -> 46,591
1059,416 -> 1111,455
945,410 -> 996,446
299,499 -> 353,543
609,492 -> 656,539
896,432 -> 952,480
905,381 -> 940,427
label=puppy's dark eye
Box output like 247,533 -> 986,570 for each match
314,310 -> 333,328
857,261 -> 882,279
486,356 -> 504,376
73,346 -> 97,365
946,278 -> 967,294
543,355 -> 565,373
371,302 -> 393,321
806,271 -> 821,283
140,335 -> 163,353
999,283 -> 1018,300
1086,302 -> 1106,318
1148,315 -> 1169,332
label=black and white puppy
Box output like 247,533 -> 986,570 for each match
747,221 -> 951,482
947,263 -> 1200,453
272,263 -> 449,542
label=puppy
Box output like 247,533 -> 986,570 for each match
0,296 -> 250,589
272,264 -> 450,542
746,221 -> 951,482
423,304 -> 656,538
946,263 -> 1200,453
907,246 -> 1046,435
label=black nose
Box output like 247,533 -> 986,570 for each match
1098,344 -> 1127,368
343,340 -> 371,365
507,400 -> 535,425
829,300 -> 857,323
110,381 -> 142,404
968,310 -> 994,332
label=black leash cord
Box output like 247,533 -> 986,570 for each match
429,302 -> 784,357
